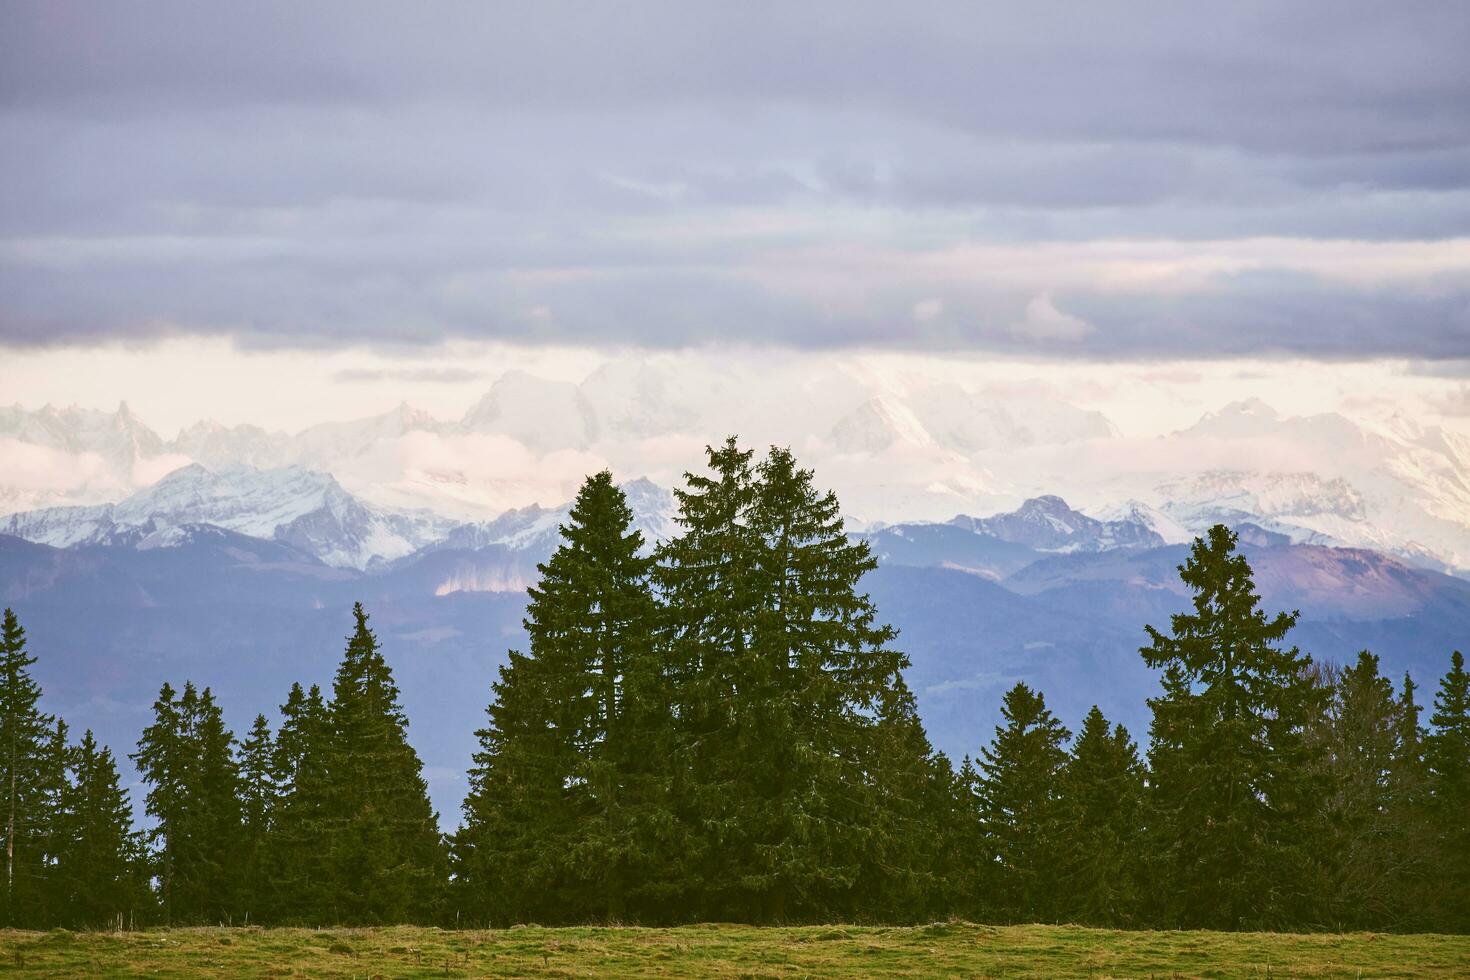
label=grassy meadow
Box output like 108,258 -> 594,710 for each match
1,921 -> 1466,978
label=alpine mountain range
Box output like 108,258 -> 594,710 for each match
5,362 -> 1470,815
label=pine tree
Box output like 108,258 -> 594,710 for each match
1313,652 -> 1400,928
655,437 -> 762,920
53,731 -> 149,928
976,682 -> 1069,923
132,681 -> 244,924
237,714 -> 276,923
194,686 -> 245,921
1055,706 -> 1144,926
658,441 -> 918,921
455,471 -> 664,924
317,604 -> 445,924
1426,650 -> 1470,931
133,682 -> 187,922
947,756 -> 993,918
1387,672 -> 1436,931
1140,525 -> 1327,929
454,649 -> 574,924
858,677 -> 957,921
34,719 -> 70,927
0,609 -> 54,927
265,682 -> 332,923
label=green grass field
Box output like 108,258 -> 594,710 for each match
2,922 -> 1467,978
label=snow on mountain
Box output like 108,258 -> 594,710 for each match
169,420 -> 294,469
949,495 -> 1166,553
1157,471 -> 1369,544
1149,402 -> 1470,572
461,370 -> 594,451
0,463 -> 458,570
829,397 -> 936,454
0,401 -> 165,471
396,477 -> 677,597
1090,500 -> 1195,546
575,358 -> 720,443
0,500 -> 117,549
8,373 -> 1470,577
1182,398 -> 1376,453
828,386 -> 1117,457
430,477 -> 678,557
292,402 -> 446,466
907,384 -> 1118,452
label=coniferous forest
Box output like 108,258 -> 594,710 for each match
2,440 -> 1469,932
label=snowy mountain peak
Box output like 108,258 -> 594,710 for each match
1223,397 -> 1277,418
1,463 -> 455,570
829,397 -> 935,454
950,495 -> 1166,553
1183,397 -> 1283,438
430,478 -> 679,559
1016,494 -> 1072,517
1092,500 -> 1195,546
0,400 -> 166,472
462,371 -> 593,450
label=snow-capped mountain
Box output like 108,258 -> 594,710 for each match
1140,400 -> 1470,573
6,373 -> 1470,576
949,495 -> 1168,553
291,402 -> 447,467
381,477 -> 677,597
0,401 -> 165,474
170,420 -> 294,470
906,384 -> 1119,452
430,477 -> 678,556
462,371 -> 594,451
1091,500 -> 1195,546
0,463 -> 458,570
829,397 -> 937,454
827,386 -> 1117,457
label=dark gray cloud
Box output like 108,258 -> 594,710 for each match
1,1 -> 1468,357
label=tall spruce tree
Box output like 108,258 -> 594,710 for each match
976,682 -> 1070,923
194,686 -> 245,921
455,471 -> 663,924
318,604 -> 445,923
656,437 -> 762,920
1313,653 -> 1402,928
859,677 -> 958,921
237,714 -> 277,922
948,756 -> 993,919
133,682 -> 186,922
1140,525 -> 1327,929
132,681 -> 244,924
53,731 -> 149,928
34,719 -> 70,927
658,441 -> 917,921
454,649 -> 574,924
1427,650 -> 1470,931
265,682 -> 332,923
0,608 -> 53,927
1387,671 -> 1436,930
1054,706 -> 1144,926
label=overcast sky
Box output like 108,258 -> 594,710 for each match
2,1 -> 1468,383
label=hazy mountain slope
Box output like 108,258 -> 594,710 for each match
860,523 -> 1044,579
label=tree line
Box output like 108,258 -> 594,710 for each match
1,439 -> 1468,931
